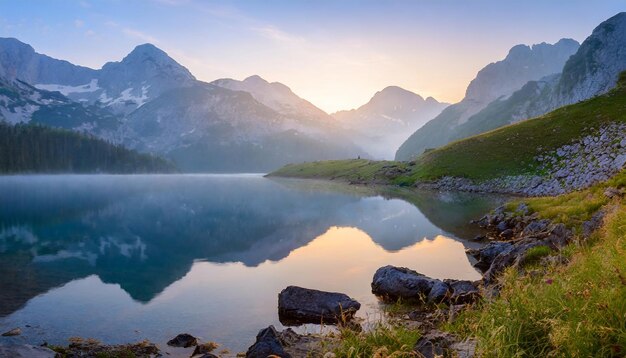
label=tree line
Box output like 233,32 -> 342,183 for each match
0,123 -> 176,173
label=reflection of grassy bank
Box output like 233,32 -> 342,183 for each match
270,177 -> 508,241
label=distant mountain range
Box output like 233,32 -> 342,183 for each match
333,86 -> 448,159
397,12 -> 626,161
0,39 -> 366,171
3,12 -> 626,170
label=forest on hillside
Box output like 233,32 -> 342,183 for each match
0,123 -> 176,173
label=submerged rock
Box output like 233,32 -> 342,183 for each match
1,327 -> 21,336
0,344 -> 56,358
246,326 -> 291,358
166,333 -> 198,348
371,265 -> 436,301
278,286 -> 361,325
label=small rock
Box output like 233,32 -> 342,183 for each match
246,326 -> 291,358
604,187 -> 622,199
470,242 -> 513,271
278,286 -> 360,325
450,339 -> 477,358
496,221 -> 508,233
414,330 -> 454,358
1,328 -> 21,336
167,333 -> 198,348
192,342 -> 219,356
445,280 -> 480,304
499,228 -> 514,239
582,210 -> 605,238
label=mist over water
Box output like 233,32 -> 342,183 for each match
0,175 -> 503,355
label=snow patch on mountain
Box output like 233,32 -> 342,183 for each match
35,79 -> 100,96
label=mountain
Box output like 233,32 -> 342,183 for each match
555,12 -> 626,105
0,74 -> 119,135
212,75 -> 331,123
0,38 -> 366,171
33,43 -> 197,115
396,38 -> 580,160
121,82 -> 364,171
272,71 -> 626,196
0,38 -> 96,85
333,86 -> 448,159
396,12 -> 626,161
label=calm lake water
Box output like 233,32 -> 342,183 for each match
0,174 -> 503,355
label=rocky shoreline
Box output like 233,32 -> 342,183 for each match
423,123 -> 626,196
1,198 -> 599,358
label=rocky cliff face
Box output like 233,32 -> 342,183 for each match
555,12 -> 626,105
465,39 -> 580,105
334,86 -> 448,159
396,39 -> 580,160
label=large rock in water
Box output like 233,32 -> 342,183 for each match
371,265 -> 436,300
372,266 -> 481,304
278,286 -> 361,325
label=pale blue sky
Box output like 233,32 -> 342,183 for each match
0,0 -> 623,112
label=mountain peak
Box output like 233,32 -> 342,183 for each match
243,75 -> 269,84
464,38 -> 580,103
557,12 -> 626,101
371,86 -> 425,103
121,43 -> 172,64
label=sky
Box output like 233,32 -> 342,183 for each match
0,1 -> 624,113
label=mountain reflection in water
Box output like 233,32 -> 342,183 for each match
0,174 -> 504,354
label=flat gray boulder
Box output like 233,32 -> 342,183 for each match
278,286 -> 361,325
371,265 -> 436,301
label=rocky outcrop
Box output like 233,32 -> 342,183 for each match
429,123 -> 626,196
371,266 -> 480,304
278,286 -> 361,325
467,204 -> 575,285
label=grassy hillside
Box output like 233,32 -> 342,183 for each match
0,123 -> 176,174
271,73 -> 626,183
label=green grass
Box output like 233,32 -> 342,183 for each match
268,159 -> 413,185
520,245 -> 552,267
332,323 -> 420,358
270,73 -> 626,184
445,171 -> 626,357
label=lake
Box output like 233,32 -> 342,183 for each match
0,174 -> 503,355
